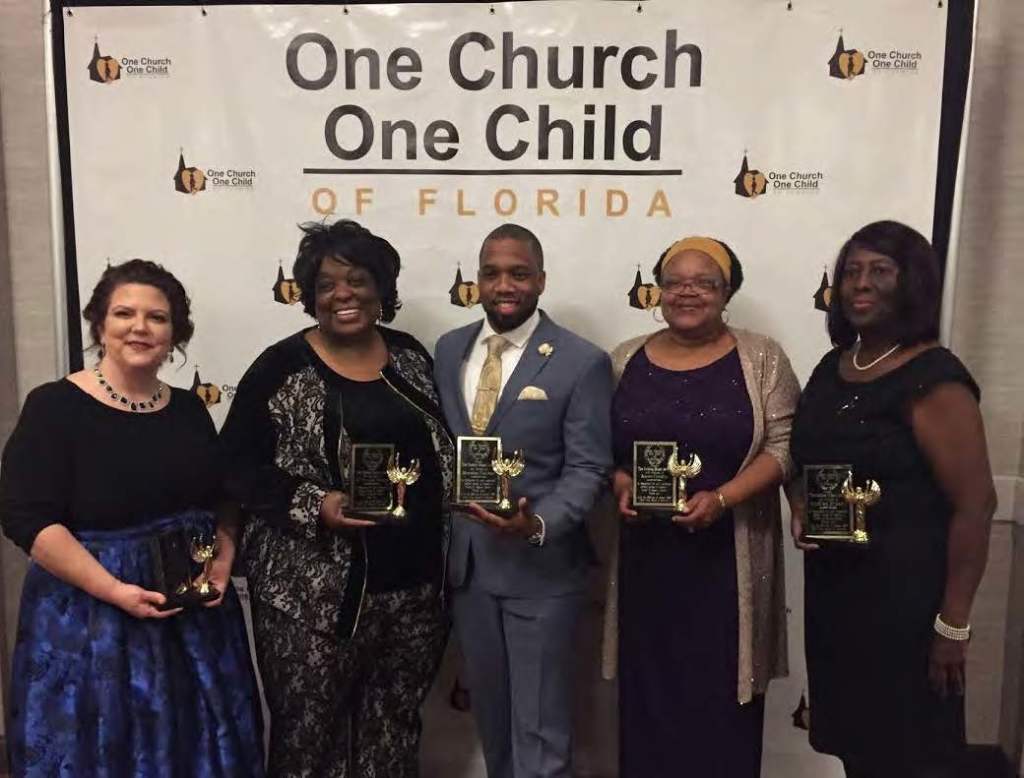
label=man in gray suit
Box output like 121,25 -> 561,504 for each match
434,224 -> 613,778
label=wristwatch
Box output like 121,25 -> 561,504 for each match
527,515 -> 546,547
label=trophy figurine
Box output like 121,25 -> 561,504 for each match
189,536 -> 218,597
386,453 -> 421,519
841,474 -> 881,545
492,450 -> 526,513
667,451 -> 702,513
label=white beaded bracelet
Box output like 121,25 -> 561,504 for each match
934,614 -> 971,642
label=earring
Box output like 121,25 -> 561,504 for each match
97,344 -> 106,359
376,303 -> 384,323
652,307 -> 665,324
722,309 -> 731,325
166,350 -> 174,364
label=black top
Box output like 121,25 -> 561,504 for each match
334,374 -> 443,593
792,347 -> 979,497
0,380 -> 222,553
219,327 -> 453,634
790,347 -> 978,765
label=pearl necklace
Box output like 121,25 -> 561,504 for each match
851,341 -> 900,371
94,366 -> 164,412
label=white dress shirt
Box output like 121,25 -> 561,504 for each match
461,309 -> 541,421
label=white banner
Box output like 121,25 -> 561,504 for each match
62,0 -> 949,425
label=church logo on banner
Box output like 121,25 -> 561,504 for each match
273,263 -> 302,305
828,33 -> 866,80
448,265 -> 480,308
812,269 -> 834,312
626,266 -> 661,310
173,149 -> 258,194
734,153 -> 768,198
87,36 -> 172,82
191,367 -> 222,408
174,150 -> 206,195
829,32 -> 922,78
87,39 -> 121,83
733,151 -> 825,196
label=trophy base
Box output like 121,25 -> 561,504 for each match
634,508 -> 680,524
157,586 -> 220,611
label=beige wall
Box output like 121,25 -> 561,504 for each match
0,83 -> 18,736
0,0 -> 59,731
1,0 -> 58,393
947,0 -> 1024,765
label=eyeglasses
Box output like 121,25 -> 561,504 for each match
660,277 -> 726,296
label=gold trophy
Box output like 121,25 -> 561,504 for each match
386,453 -> 421,519
189,536 -> 218,597
667,452 -> 702,513
841,474 -> 881,545
491,450 -> 526,513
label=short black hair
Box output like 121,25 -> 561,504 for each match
82,259 -> 194,357
479,223 -> 544,271
293,219 -> 402,323
827,220 -> 941,348
652,237 -> 744,302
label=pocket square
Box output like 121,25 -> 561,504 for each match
517,386 -> 548,401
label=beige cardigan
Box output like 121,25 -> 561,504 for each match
600,327 -> 800,704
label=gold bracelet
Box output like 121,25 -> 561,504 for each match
715,490 -> 728,510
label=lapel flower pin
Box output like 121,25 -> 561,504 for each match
538,342 -> 554,357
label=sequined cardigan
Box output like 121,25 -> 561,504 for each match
599,327 -> 799,704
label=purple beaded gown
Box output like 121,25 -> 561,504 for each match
612,346 -> 762,778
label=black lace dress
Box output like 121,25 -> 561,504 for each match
790,347 -> 978,769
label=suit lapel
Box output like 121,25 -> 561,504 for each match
448,321 -> 482,435
486,313 -> 559,434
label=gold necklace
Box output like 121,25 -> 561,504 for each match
852,341 -> 900,371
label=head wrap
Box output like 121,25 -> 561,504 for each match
659,236 -> 732,286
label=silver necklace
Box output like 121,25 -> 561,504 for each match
94,366 -> 164,411
852,341 -> 900,371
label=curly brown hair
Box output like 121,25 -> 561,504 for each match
82,259 -> 195,358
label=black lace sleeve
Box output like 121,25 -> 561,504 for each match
219,339 -> 327,535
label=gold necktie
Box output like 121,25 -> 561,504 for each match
470,335 -> 512,435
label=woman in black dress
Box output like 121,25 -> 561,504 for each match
0,260 -> 263,777
790,221 -> 996,778
220,219 -> 452,777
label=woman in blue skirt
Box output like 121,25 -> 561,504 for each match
0,260 -> 263,777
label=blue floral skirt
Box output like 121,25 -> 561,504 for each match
8,511 -> 264,778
